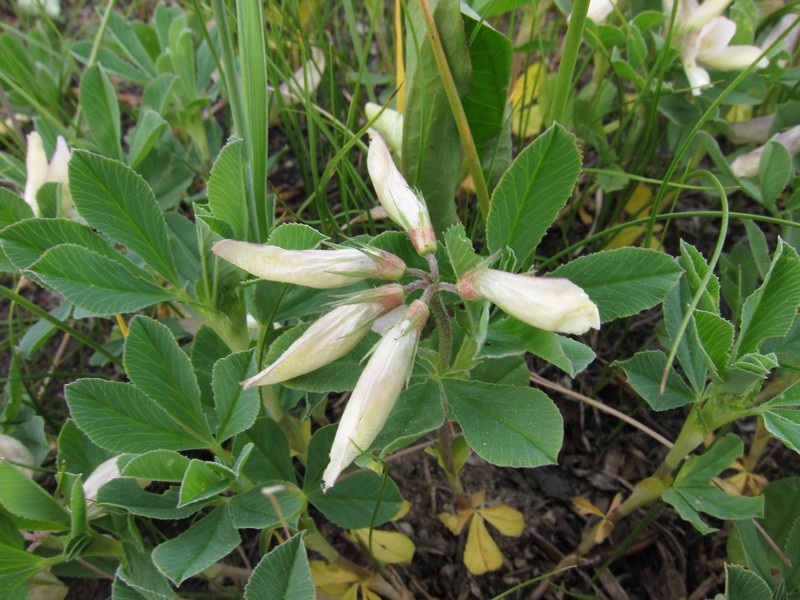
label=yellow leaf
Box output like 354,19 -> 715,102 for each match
479,504 -> 525,537
464,515 -> 505,575
348,529 -> 416,564
466,490 -> 486,508
392,500 -> 411,521
512,104 -> 543,138
572,496 -> 605,518
310,561 -> 360,595
439,510 -> 473,535
624,183 -> 653,216
342,584 -> 360,600
360,583 -> 383,600
510,63 -> 545,107
726,104 -> 752,124
606,224 -> 662,250
595,519 -> 615,544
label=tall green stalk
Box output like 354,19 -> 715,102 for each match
547,0 -> 589,125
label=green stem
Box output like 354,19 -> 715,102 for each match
417,0 -> 490,223
547,0 -> 588,125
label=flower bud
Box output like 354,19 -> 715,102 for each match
242,284 -> 406,388
212,241 -> 406,289
323,300 -> 429,490
83,456 -> 151,519
365,102 -> 404,157
457,268 -> 600,335
278,47 -> 325,104
367,130 -> 437,256
731,125 -> 800,178
23,133 -> 72,217
0,433 -> 35,478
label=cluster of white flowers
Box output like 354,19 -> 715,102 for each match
213,131 -> 600,490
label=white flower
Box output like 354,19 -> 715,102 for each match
23,132 -> 72,216
323,300 -> 429,490
457,268 -> 600,335
16,0 -> 60,18
730,125 -> 800,178
82,457 -> 121,503
365,102 -> 404,157
278,47 -> 325,104
666,0 -> 769,95
212,241 -> 406,289
0,434 -> 34,478
242,284 -> 406,388
367,130 -> 437,256
587,0 -> 616,23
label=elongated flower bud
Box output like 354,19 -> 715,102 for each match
242,284 -> 406,388
323,300 -> 429,490
278,47 -> 325,104
731,125 -> 800,178
212,241 -> 406,289
365,102 -> 404,157
367,130 -> 437,256
457,268 -> 600,335
24,132 -> 48,215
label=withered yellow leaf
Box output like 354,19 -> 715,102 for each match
349,528 -> 416,564
439,510 -> 473,535
572,496 -> 605,518
464,515 -> 504,575
478,504 -> 524,537
310,560 -> 360,596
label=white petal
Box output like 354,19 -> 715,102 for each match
684,0 -> 732,30
242,301 -> 390,388
700,44 -> 768,71
365,102 -> 404,157
323,301 -> 429,490
683,59 -> 711,95
466,270 -> 600,335
23,132 -> 48,214
696,17 -> 736,61
213,241 -> 379,289
587,0 -> 615,23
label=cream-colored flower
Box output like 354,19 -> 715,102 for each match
278,47 -> 325,104
16,0 -> 60,18
665,0 -> 768,95
242,284 -> 406,388
365,102 -> 403,157
323,300 -> 429,490
23,132 -> 72,217
212,241 -> 406,289
730,125 -> 800,178
587,0 -> 616,23
457,268 -> 600,335
367,130 -> 437,256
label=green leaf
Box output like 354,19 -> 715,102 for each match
461,13 -> 512,174
758,140 -> 792,211
0,188 -> 33,229
69,150 -> 180,285
442,379 -> 562,467
487,124 -> 582,264
737,239 -> 800,357
550,248 -> 683,322
694,310 -> 734,377
179,460 -> 234,507
125,317 -> 211,440
373,380 -> 445,455
487,318 -> 595,376
444,223 -> 482,277
228,485 -> 303,530
116,539 -> 175,600
213,350 -> 260,442
234,417 -> 295,484
27,244 -> 174,316
121,450 -> 190,483
664,278 -> 707,392
616,350 -> 696,411
0,543 -> 46,593
79,65 -> 122,159
725,564 -> 773,600
127,110 -> 168,169
0,218 -> 118,270
66,379 -> 205,453
98,479 -> 210,520
267,222 -> 327,250
207,138 -> 248,240
471,355 -> 530,386
107,11 -> 157,78
57,420 -> 115,478
664,435 -> 764,533
305,425 -> 403,528
0,460 -> 70,530
245,533 -> 314,600
152,505 -> 241,586
761,409 -> 800,454
403,0 -> 470,232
